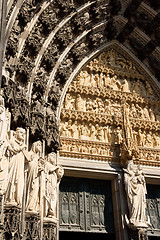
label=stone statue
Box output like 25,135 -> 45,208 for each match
72,121 -> 79,138
96,125 -> 104,142
153,132 -> 160,148
136,104 -> 144,119
149,109 -> 155,121
115,127 -> 123,144
79,123 -> 89,140
122,79 -> 130,92
89,123 -> 96,140
124,162 -> 149,228
0,95 -> 11,193
130,104 -> 137,118
26,141 -> 43,212
146,131 -> 153,148
82,71 -> 91,87
143,106 -> 150,120
64,93 -> 74,110
104,126 -> 109,143
86,98 -> 93,112
104,73 -> 111,87
111,75 -> 121,91
5,128 -> 27,206
90,73 -> 97,87
75,94 -> 85,111
137,130 -> 146,146
44,153 -> 64,218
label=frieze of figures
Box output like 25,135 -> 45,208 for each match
63,90 -> 160,119
61,107 -> 160,129
60,138 -> 120,162
60,50 -> 160,166
68,83 -> 159,105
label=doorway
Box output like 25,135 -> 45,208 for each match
59,177 -> 115,236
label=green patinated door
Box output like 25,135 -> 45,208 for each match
59,177 -> 115,239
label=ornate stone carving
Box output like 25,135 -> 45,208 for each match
24,212 -> 40,239
26,141 -> 43,213
44,153 -> 64,219
0,121 -> 63,239
56,25 -> 74,47
124,162 -> 150,228
60,49 -> 160,165
0,95 -> 11,193
5,128 -> 27,207
43,220 -> 57,240
3,206 -> 21,239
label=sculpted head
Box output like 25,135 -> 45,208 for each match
31,140 -> 42,155
47,152 -> 56,165
16,127 -> 26,142
127,161 -> 134,171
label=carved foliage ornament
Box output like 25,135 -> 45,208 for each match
1,72 -> 60,152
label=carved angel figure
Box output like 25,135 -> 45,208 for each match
44,153 -> 64,218
124,162 -> 149,228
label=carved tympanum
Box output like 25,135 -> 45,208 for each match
60,48 -> 160,166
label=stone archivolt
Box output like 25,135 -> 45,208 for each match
60,49 -> 160,166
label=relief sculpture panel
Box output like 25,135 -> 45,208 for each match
60,49 -> 160,166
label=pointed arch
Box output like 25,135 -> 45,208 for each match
57,40 -> 160,123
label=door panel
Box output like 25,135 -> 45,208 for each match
59,177 -> 115,234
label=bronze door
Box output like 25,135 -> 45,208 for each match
59,177 -> 115,234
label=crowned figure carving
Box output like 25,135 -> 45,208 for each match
124,161 -> 150,229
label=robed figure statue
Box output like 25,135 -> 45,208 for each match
5,128 -> 27,206
124,162 -> 150,228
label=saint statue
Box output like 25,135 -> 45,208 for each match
26,141 -> 43,212
44,153 -> 64,218
0,95 -> 11,193
124,162 -> 150,228
5,128 -> 27,206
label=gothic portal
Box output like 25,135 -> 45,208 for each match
0,0 -> 160,239
58,47 -> 160,239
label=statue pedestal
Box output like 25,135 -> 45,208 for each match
24,211 -> 40,239
3,205 -> 21,239
130,228 -> 148,240
43,217 -> 57,240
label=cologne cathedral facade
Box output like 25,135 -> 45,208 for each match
0,0 -> 160,239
